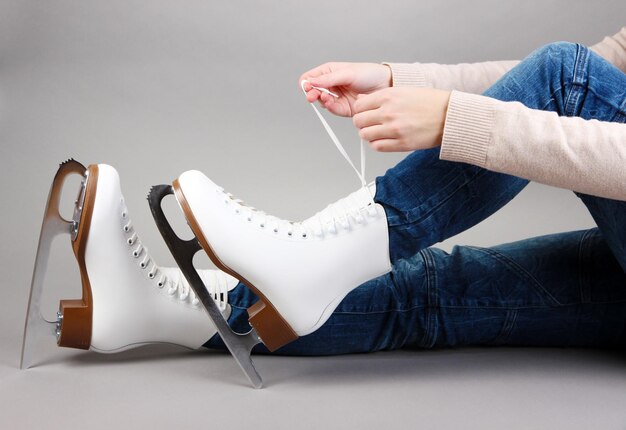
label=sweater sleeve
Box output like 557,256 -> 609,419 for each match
384,27 -> 626,93
440,91 -> 626,201
383,60 -> 519,93
591,26 -> 626,73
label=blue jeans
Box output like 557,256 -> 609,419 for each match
206,42 -> 626,355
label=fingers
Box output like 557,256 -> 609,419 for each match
306,88 -> 322,103
367,139 -> 401,152
352,109 -> 382,129
299,63 -> 333,85
308,92 -> 335,110
307,68 -> 353,90
358,125 -> 391,142
326,99 -> 352,117
353,91 -> 386,113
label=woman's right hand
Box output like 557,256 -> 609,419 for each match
299,62 -> 392,117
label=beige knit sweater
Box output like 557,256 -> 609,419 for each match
385,27 -> 626,201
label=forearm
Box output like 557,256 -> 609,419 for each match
385,26 -> 626,92
440,91 -> 626,201
384,60 -> 518,94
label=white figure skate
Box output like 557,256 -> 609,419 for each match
20,161 -> 237,367
156,80 -> 391,349
171,172 -> 391,351
150,81 -> 391,388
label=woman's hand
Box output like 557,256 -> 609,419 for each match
352,87 -> 451,152
299,62 -> 392,117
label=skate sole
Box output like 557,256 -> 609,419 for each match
172,179 -> 298,352
57,164 -> 99,350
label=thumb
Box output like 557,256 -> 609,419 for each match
308,68 -> 353,89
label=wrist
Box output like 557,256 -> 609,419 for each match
382,62 -> 427,88
382,63 -> 393,88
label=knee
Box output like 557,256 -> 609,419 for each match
484,41 -> 581,107
528,41 -> 579,70
483,41 -> 582,104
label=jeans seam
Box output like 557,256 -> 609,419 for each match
420,248 -> 439,348
564,43 -> 589,117
465,245 -> 562,306
323,299 -> 626,315
577,228 -> 595,304
492,309 -> 518,345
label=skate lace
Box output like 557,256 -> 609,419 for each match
120,201 -> 229,309
217,81 -> 380,238
300,80 -> 369,190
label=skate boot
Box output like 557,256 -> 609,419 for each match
167,82 -> 392,351
167,81 -> 391,351
172,171 -> 391,351
58,163 -> 239,352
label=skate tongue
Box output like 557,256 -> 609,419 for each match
300,80 -> 368,191
301,186 -> 378,235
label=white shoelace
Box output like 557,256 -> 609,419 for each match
120,200 -> 229,309
218,81 -> 379,238
300,80 -> 369,191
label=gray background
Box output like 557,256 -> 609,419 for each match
1,1 -> 625,429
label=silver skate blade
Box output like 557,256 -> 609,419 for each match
148,185 -> 263,389
20,159 -> 87,369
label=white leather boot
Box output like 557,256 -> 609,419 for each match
172,172 -> 391,351
57,164 -> 238,353
170,82 -> 392,351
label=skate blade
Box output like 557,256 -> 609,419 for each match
148,185 -> 264,389
20,159 -> 93,369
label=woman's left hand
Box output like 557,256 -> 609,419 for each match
352,87 -> 451,152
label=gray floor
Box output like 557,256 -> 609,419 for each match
2,339 -> 626,428
1,1 -> 625,429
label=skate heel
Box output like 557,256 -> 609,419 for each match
172,179 -> 299,353
247,300 -> 298,352
56,164 -> 99,351
57,299 -> 91,349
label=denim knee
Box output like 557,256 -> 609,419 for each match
530,41 -> 579,65
484,41 -> 583,112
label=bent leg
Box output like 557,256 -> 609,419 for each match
529,42 -> 626,271
380,41 -> 626,268
205,228 -> 626,355
378,42 -> 589,262
472,41 -> 626,271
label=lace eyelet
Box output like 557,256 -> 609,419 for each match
273,228 -> 278,233
259,223 -> 265,228
133,251 -> 139,257
127,238 -> 133,245
140,262 -> 146,268
158,281 -> 164,288
123,226 -> 129,232
287,232 -> 292,237
247,217 -> 252,222
302,233 -> 307,238
121,211 -> 127,219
